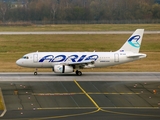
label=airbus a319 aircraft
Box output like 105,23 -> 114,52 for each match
16,29 -> 146,76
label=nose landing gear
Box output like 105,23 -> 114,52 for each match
34,68 -> 38,75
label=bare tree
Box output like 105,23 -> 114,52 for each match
0,2 -> 7,22
50,0 -> 59,20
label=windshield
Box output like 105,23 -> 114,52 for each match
22,56 -> 29,59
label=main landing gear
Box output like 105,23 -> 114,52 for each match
75,70 -> 82,76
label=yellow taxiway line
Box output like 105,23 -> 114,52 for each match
0,88 -> 7,117
74,80 -> 101,110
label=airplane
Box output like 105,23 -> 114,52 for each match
16,29 -> 146,76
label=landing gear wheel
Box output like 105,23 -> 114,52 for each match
76,70 -> 82,76
34,68 -> 38,75
34,72 -> 37,75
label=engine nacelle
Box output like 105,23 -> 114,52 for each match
53,65 -> 74,73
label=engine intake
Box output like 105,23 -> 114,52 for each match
53,65 -> 73,73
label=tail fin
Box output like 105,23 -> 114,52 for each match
118,29 -> 144,53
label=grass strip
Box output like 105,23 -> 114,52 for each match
0,24 -> 160,31
0,33 -> 159,72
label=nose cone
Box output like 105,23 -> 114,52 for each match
16,59 -> 23,66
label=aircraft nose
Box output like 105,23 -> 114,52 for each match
16,59 -> 23,66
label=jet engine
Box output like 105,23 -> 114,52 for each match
53,65 -> 74,73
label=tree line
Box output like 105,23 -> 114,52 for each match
0,0 -> 160,24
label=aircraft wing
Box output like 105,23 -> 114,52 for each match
60,60 -> 94,66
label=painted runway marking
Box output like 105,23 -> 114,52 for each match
74,80 -> 101,110
36,106 -> 159,110
37,107 -> 96,110
101,109 -> 160,118
101,107 -> 159,109
32,92 -> 140,96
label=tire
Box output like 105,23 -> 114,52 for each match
34,72 -> 37,75
77,71 -> 82,76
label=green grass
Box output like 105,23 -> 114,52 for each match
0,33 -> 160,72
0,24 -> 159,72
0,24 -> 160,31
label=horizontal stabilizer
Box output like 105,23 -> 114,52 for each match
127,53 -> 146,58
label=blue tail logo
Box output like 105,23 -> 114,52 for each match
128,35 -> 140,48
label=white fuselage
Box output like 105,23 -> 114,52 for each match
16,51 -> 146,68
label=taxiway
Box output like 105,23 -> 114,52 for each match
0,72 -> 159,120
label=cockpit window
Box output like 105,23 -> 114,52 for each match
22,56 -> 29,59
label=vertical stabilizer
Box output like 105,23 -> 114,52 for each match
118,29 -> 144,53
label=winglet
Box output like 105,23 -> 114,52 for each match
118,29 -> 144,53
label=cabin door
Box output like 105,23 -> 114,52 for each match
33,54 -> 38,63
114,53 -> 119,62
